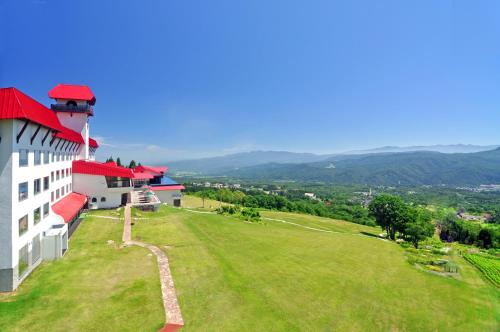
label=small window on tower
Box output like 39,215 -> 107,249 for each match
66,100 -> 77,108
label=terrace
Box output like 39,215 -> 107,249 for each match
130,188 -> 161,211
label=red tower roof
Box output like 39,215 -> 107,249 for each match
0,88 -> 64,131
48,84 -> 96,105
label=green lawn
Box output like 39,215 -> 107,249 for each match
132,201 -> 499,331
0,213 -> 164,332
1,198 -> 499,331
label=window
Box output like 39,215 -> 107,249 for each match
34,150 -> 41,165
51,192 -> 54,202
43,151 -> 49,164
34,179 -> 41,195
91,197 -> 97,203
61,187 -> 65,196
61,169 -> 64,178
56,170 -> 60,180
32,235 -> 41,264
56,189 -> 60,199
18,244 -> 29,277
51,171 -> 54,182
43,202 -> 49,217
51,152 -> 55,162
19,149 -> 28,167
19,182 -> 28,201
18,215 -> 28,236
34,207 -> 41,224
56,152 -> 60,161
101,197 -> 106,202
43,176 -> 49,191
66,168 -> 69,177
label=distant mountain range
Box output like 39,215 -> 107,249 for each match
168,144 -> 500,186
168,151 -> 332,174
341,144 -> 500,154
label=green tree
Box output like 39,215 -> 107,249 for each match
116,157 -> 122,167
405,209 -> 434,248
128,160 -> 137,169
199,191 -> 209,208
368,194 -> 409,240
489,210 -> 500,224
106,156 -> 114,163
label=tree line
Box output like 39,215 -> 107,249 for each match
105,156 -> 141,169
189,187 -> 375,226
189,187 -> 499,249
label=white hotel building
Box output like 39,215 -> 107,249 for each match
0,84 -> 183,292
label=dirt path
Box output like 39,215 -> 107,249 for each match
123,205 -> 184,332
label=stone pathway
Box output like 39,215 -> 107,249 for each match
123,205 -> 184,331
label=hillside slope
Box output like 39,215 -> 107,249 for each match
224,148 -> 500,185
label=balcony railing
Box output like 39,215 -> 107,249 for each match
50,104 -> 93,114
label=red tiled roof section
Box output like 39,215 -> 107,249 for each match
53,127 -> 85,144
52,193 -> 88,223
132,172 -> 154,179
89,137 -> 99,148
150,185 -> 185,191
0,87 -> 64,131
48,84 -> 96,105
134,165 -> 168,175
73,160 -> 134,178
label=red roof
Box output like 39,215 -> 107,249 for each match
150,185 -> 185,191
89,137 -> 99,148
53,127 -> 84,144
0,88 -> 64,131
52,193 -> 87,223
73,160 -> 135,178
133,172 -> 154,179
134,165 -> 168,175
48,84 -> 96,105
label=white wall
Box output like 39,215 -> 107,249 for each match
154,190 -> 182,205
11,119 -> 76,269
73,173 -> 130,209
0,120 -> 14,269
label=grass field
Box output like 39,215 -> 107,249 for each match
0,211 -> 164,332
1,196 -> 499,331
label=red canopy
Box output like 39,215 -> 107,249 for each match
52,193 -> 87,223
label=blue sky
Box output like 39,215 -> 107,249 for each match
1,0 -> 500,163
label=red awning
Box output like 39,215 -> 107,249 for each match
150,185 -> 185,191
48,84 -> 96,105
0,87 -> 64,131
52,193 -> 87,223
73,160 -> 135,178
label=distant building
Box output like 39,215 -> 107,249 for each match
304,192 -> 317,200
